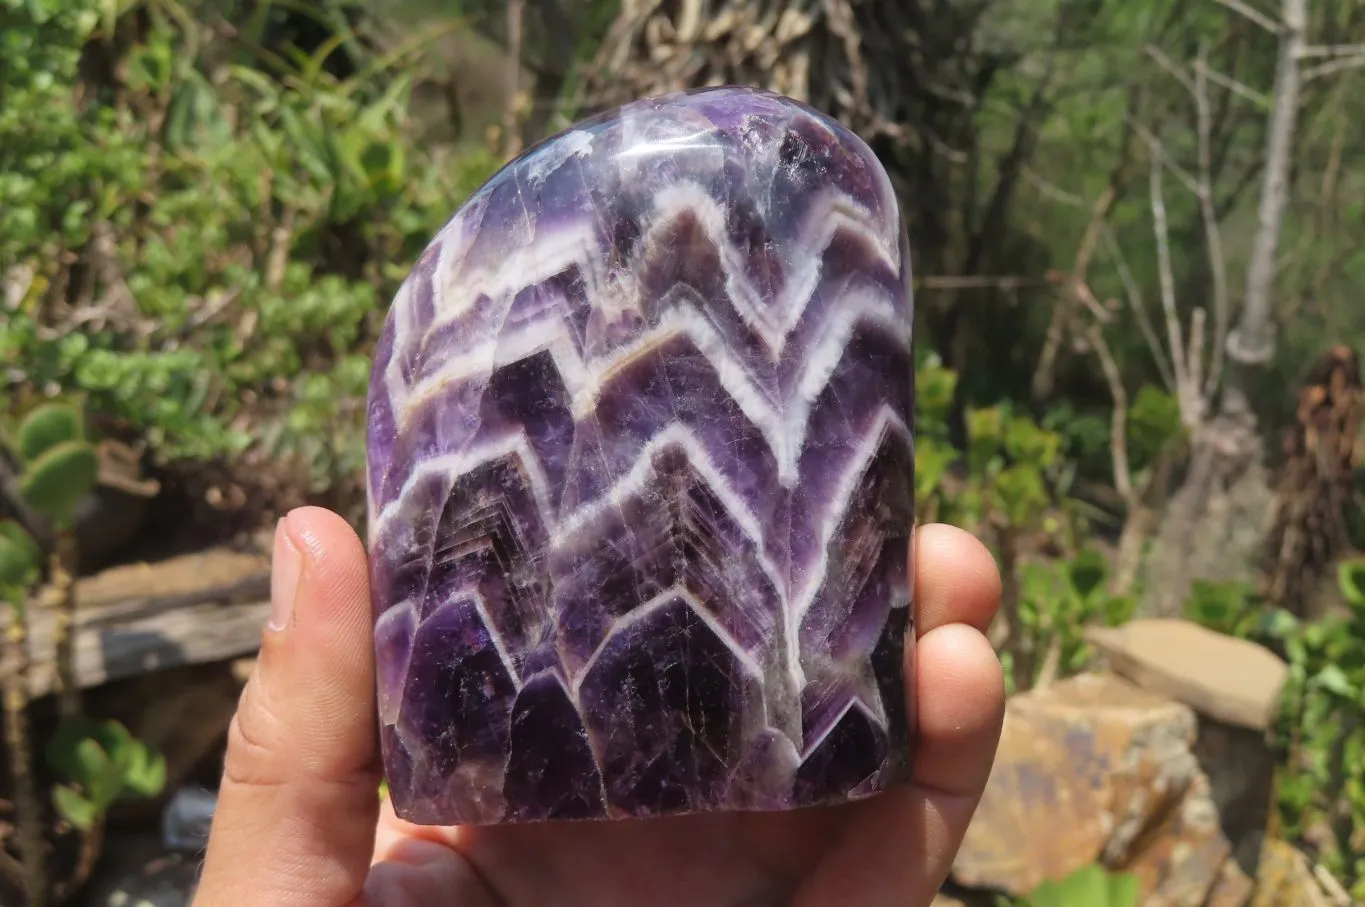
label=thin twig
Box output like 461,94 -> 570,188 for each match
1031,183 -> 1118,400
1144,44 -> 1194,93
1202,65 -> 1273,108
1193,51 -> 1231,398
1148,147 -> 1197,428
1132,120 -> 1202,196
1297,43 -> 1365,58
1303,54 -> 1365,81
4,602 -> 46,907
49,534 -> 81,722
1022,167 -> 1086,207
263,207 -> 295,294
1032,634 -> 1063,690
1101,228 -> 1176,392
1085,321 -> 1134,502
915,275 -> 1050,291
1312,861 -> 1352,906
1187,306 -> 1208,405
1213,0 -> 1281,33
503,0 -> 526,160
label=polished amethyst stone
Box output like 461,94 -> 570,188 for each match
366,85 -> 916,825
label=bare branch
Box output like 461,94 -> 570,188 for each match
1313,861 -> 1352,907
503,0 -> 526,160
1144,44 -> 1194,93
1132,119 -> 1202,196
1187,306 -> 1208,405
915,275 -> 1049,290
1032,184 -> 1120,399
1194,52 -> 1231,398
1084,320 -> 1134,503
1225,0 -> 1307,388
1202,66 -> 1272,109
1213,0 -> 1281,34
1022,167 -> 1086,207
1297,43 -> 1365,58
1141,44 -> 1231,398
1149,148 -> 1198,429
1101,228 -> 1177,392
1304,54 -> 1365,81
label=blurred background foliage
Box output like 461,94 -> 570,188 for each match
2,0 -> 1365,901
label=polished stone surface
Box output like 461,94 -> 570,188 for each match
366,86 -> 916,825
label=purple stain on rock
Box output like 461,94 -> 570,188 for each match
367,85 -> 916,825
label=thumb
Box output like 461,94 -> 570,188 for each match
195,507 -> 381,907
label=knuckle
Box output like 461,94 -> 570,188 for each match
221,676 -> 290,790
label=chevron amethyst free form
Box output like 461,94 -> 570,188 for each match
365,86 -> 916,825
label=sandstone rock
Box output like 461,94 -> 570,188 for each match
1084,619 -> 1288,731
1086,619 -> 1285,884
952,672 -> 1233,905
1250,838 -> 1341,907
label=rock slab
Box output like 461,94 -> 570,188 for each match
953,672 -> 1240,906
1085,618 -> 1288,731
365,86 -> 916,825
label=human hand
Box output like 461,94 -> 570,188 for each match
191,506 -> 1004,907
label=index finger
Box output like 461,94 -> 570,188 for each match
913,523 -> 1001,635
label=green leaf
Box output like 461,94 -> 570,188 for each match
993,463 -> 1047,528
916,363 -> 958,427
1003,414 -> 1061,468
1313,664 -> 1358,699
1026,863 -> 1141,907
18,439 -> 99,525
123,747 -> 167,797
1066,549 -> 1109,601
46,716 -> 105,781
0,520 -> 41,592
74,736 -> 112,785
14,400 -> 83,462
52,784 -> 98,832
966,406 -> 1006,476
914,438 -> 957,503
1337,559 -> 1365,610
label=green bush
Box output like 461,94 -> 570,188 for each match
1014,548 -> 1136,685
1262,561 -> 1365,896
1,0 -> 499,502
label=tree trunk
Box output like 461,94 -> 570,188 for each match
1221,0 -> 1306,414
1140,0 -> 1307,617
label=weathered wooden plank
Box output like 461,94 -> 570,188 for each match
1,545 -> 273,696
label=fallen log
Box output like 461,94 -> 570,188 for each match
0,541 -> 272,697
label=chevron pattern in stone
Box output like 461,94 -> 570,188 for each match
366,85 -> 916,826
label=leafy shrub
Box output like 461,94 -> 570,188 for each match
1,0 -> 499,509
1182,578 -> 1262,638
1013,548 -> 1137,686
0,399 -> 166,902
916,355 -> 1135,691
1262,560 -> 1365,896
47,718 -> 166,833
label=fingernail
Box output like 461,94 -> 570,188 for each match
270,516 -> 303,631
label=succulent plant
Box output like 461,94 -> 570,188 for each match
47,718 -> 168,832
14,403 -> 85,466
10,401 -> 99,530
